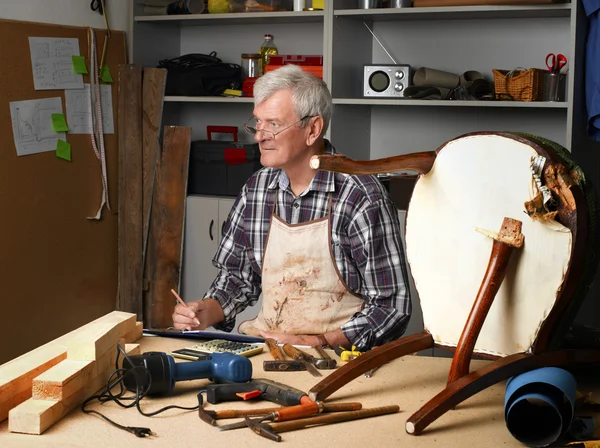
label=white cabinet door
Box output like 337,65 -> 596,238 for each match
217,198 -> 235,243
182,196 -> 219,302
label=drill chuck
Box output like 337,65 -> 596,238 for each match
123,351 -> 252,395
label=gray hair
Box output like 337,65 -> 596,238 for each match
254,65 -> 332,136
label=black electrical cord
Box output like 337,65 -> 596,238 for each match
80,344 -> 203,438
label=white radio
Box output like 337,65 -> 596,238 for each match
363,65 -> 411,98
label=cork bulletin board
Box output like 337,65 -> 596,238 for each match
0,19 -> 126,364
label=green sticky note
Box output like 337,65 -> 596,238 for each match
101,65 -> 113,83
56,139 -> 71,161
72,55 -> 88,74
51,113 -> 69,132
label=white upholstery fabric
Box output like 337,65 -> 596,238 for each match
405,134 -> 572,357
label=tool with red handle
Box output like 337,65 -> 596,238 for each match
217,401 -> 362,431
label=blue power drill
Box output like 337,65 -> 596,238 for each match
122,351 -> 252,395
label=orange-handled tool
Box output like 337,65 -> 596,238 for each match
265,338 -> 285,360
216,401 -> 361,431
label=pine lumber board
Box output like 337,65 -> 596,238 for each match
31,360 -> 94,401
124,343 -> 141,357
9,344 -> 139,435
32,342 -> 141,401
65,321 -> 122,361
0,311 -> 137,422
122,321 -> 143,343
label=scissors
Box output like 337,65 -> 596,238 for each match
90,0 -> 104,15
546,53 -> 567,74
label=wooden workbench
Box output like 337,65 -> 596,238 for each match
0,335 -> 523,447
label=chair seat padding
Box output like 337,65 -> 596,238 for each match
405,134 -> 571,357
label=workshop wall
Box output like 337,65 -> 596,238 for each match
0,9 -> 127,364
0,0 -> 132,60
0,0 -> 130,31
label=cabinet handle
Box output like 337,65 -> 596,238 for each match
221,221 -> 225,237
209,219 -> 214,241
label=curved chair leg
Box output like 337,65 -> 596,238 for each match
406,349 -> 600,435
308,332 -> 434,401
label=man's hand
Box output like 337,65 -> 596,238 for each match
259,328 -> 350,348
172,298 -> 225,331
259,331 -> 321,347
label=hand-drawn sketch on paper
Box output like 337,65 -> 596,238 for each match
29,37 -> 84,90
65,84 -> 114,134
10,97 -> 66,156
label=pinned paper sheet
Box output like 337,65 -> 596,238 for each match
56,139 -> 71,161
72,55 -> 88,74
9,97 -> 66,156
51,114 -> 69,132
28,37 -> 84,90
65,84 -> 114,134
101,66 -> 113,83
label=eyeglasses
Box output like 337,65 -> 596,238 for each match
243,115 -> 315,141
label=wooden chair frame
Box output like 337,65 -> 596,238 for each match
307,132 -> 600,435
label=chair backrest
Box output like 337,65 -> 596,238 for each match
404,132 -> 595,358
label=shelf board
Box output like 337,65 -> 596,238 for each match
333,98 -> 568,108
135,10 -> 324,26
334,4 -> 571,21
164,96 -> 254,103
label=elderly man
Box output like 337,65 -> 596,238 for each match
172,65 -> 411,351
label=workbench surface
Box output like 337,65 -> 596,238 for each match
1,335 -> 523,447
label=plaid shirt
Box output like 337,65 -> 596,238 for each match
206,140 -> 411,350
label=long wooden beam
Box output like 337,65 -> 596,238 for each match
9,344 -> 140,435
0,311 -> 139,422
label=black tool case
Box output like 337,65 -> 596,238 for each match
188,126 -> 262,197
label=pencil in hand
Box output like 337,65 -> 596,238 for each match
171,288 -> 188,308
171,289 -> 200,328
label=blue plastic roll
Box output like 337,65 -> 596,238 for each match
504,367 -> 577,447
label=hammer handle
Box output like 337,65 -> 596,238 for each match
265,338 -> 285,360
271,405 -> 400,433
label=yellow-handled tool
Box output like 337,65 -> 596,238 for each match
334,345 -> 362,362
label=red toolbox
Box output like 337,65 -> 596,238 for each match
265,64 -> 323,78
268,55 -> 323,66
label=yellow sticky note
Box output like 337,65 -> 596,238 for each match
51,114 -> 69,132
101,65 -> 113,83
56,139 -> 71,161
72,55 -> 88,74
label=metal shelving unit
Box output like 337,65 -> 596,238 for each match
333,4 -> 571,20
132,0 -> 580,157
134,10 -> 325,25
332,98 -> 569,108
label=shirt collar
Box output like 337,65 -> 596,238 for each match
267,140 -> 337,194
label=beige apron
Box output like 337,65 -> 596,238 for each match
238,195 -> 363,336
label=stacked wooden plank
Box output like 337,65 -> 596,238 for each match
0,311 -> 143,434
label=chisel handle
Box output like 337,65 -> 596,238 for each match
215,401 -> 362,420
283,343 -> 312,361
270,405 -> 400,433
274,402 -> 320,421
322,402 -> 362,412
265,338 -> 285,360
